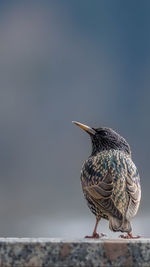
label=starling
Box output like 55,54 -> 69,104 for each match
72,121 -> 141,239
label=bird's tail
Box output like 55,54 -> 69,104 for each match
109,216 -> 132,233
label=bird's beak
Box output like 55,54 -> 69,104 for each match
72,121 -> 96,135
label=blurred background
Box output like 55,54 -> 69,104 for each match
0,0 -> 149,238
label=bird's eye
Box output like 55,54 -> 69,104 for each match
100,131 -> 108,136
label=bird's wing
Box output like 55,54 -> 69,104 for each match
125,157 -> 141,220
82,151 -> 141,220
84,170 -> 123,219
81,152 -> 124,219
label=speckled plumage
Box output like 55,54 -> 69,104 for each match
81,149 -> 141,233
73,121 -> 141,237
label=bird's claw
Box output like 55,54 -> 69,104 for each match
85,232 -> 106,239
119,233 -> 140,239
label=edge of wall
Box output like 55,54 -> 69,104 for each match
0,238 -> 149,267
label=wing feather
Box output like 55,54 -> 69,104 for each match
84,171 -> 123,219
125,159 -> 141,220
81,150 -> 141,222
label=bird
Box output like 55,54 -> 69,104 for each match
72,121 -> 141,239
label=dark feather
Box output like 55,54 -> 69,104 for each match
81,149 -> 141,233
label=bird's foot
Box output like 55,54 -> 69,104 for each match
85,232 -> 106,239
119,233 -> 140,239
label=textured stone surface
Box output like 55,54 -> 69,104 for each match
0,238 -> 149,266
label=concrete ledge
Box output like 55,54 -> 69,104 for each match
0,238 -> 149,266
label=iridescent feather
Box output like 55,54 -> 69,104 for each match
81,150 -> 141,233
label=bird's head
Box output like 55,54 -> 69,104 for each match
72,121 -> 131,156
